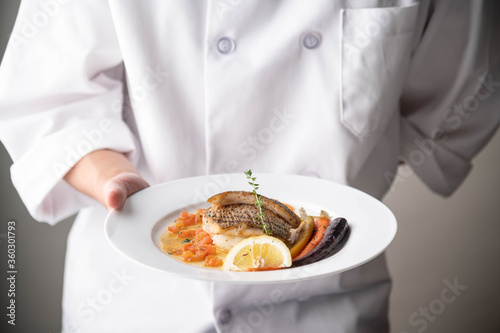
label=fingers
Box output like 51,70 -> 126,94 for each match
103,181 -> 127,210
103,172 -> 150,210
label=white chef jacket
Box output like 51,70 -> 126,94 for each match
1,0 -> 499,332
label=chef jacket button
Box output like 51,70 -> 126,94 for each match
302,32 -> 321,49
217,37 -> 235,54
216,308 -> 232,325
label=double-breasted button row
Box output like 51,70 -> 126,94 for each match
217,32 -> 321,54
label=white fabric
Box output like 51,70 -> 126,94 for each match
0,0 -> 499,332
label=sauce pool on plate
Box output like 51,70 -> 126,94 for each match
158,209 -> 228,269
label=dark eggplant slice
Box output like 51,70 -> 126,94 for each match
292,217 -> 349,267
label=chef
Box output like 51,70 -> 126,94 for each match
1,0 -> 499,332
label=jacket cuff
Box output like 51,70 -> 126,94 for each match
400,118 -> 472,196
10,118 -> 136,224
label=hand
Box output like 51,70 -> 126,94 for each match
103,172 -> 150,210
64,149 -> 149,210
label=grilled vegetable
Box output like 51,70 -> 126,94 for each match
292,217 -> 349,267
289,217 -> 315,258
294,216 -> 330,259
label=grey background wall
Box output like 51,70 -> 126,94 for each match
0,1 -> 74,333
1,1 -> 499,332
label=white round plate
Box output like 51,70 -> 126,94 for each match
105,173 -> 397,284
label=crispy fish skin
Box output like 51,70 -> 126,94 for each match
207,191 -> 300,228
203,204 -> 291,240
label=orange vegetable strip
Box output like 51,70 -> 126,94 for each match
294,217 -> 330,259
247,267 -> 282,271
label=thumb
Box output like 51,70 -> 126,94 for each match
102,172 -> 150,210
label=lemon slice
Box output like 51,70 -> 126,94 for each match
222,235 -> 292,271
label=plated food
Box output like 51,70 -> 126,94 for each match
105,173 -> 397,283
159,189 -> 349,271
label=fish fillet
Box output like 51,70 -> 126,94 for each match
202,204 -> 291,240
207,191 -> 300,228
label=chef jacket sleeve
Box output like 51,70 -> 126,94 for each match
400,0 -> 500,196
0,0 -> 136,224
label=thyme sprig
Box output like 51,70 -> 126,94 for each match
244,170 -> 273,235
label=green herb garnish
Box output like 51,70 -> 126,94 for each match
244,170 -> 273,235
181,239 -> 191,243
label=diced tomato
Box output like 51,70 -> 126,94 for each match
207,245 -> 217,255
165,210 -> 217,263
194,228 -> 213,245
195,228 -> 209,236
175,219 -> 185,228
182,243 -> 194,252
179,242 -> 216,262
193,249 -> 209,261
162,246 -> 182,255
168,219 -> 186,233
167,225 -> 180,233
185,218 -> 196,226
200,244 -> 217,256
169,210 -> 200,234
182,247 -> 208,262
179,211 -> 196,226
162,247 -> 182,255
177,229 -> 197,239
205,255 -> 223,267
181,250 -> 194,261
197,236 -> 213,245
194,209 -> 205,224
